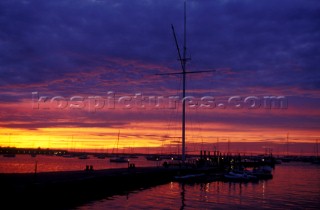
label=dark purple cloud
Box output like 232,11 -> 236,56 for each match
0,0 -> 319,134
0,0 -> 318,90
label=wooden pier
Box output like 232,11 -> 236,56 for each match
0,166 -> 197,209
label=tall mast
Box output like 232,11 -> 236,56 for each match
316,139 -> 319,158
171,1 -> 188,162
117,130 -> 120,154
160,0 -> 215,162
181,0 -> 187,162
286,133 -> 289,156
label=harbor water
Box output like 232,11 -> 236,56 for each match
1,155 -> 319,209
76,162 -> 320,210
0,154 -> 160,173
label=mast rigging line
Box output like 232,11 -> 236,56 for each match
156,0 -> 215,162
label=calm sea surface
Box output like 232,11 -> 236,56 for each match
1,155 -> 319,209
0,154 -> 160,173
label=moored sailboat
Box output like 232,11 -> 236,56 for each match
109,131 -> 129,163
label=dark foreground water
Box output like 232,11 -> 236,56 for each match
75,162 -> 320,210
1,156 -> 319,209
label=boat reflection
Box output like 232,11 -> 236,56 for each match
175,179 -> 261,209
70,163 -> 320,210
180,183 -> 186,210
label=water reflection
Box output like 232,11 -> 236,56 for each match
0,154 -> 162,173
175,180 -> 260,210
180,184 -> 185,210
32,162 -> 320,209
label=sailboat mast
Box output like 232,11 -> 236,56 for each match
316,139 -> 319,158
286,133 -> 289,156
116,130 -> 120,154
181,0 -> 187,162
169,0 -> 214,161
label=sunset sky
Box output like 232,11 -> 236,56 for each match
0,0 -> 319,155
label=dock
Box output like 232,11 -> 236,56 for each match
0,151 -> 280,209
0,166 -> 199,209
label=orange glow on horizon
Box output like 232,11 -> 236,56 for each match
1,96 -> 319,155
1,121 -> 318,155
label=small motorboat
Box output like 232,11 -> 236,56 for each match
78,154 -> 89,159
224,171 -> 258,182
174,173 -> 206,182
246,166 -> 273,179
